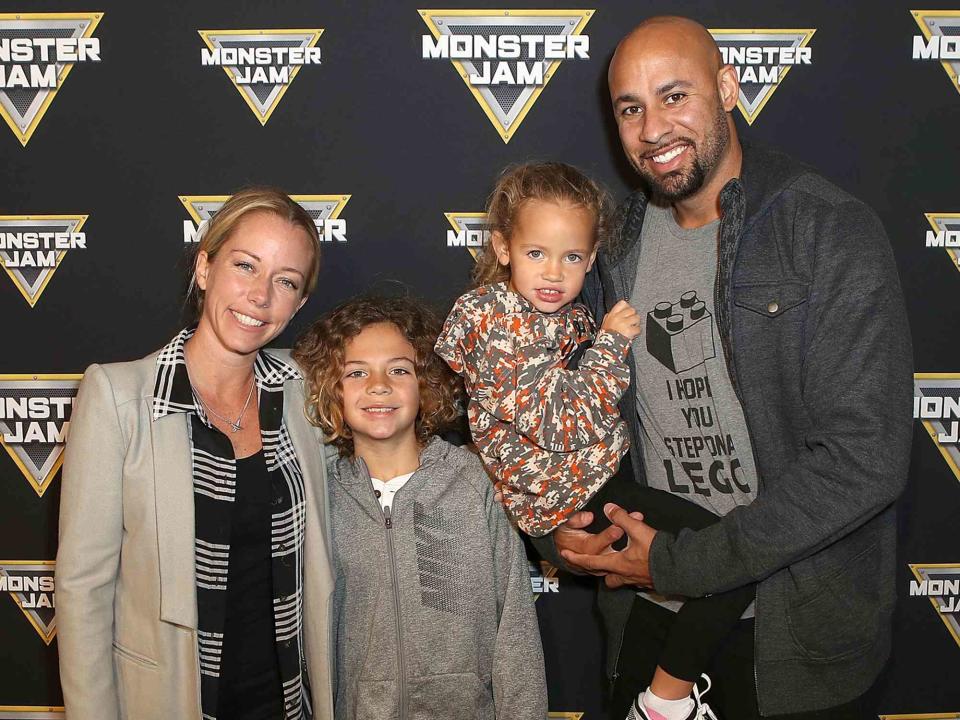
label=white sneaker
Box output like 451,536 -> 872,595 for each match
691,674 -> 719,720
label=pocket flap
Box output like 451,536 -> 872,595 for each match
733,281 -> 809,317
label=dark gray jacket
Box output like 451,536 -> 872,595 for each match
538,144 -> 914,715
329,437 -> 547,720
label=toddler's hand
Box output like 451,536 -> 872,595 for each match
601,300 -> 641,340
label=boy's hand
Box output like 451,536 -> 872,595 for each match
601,300 -> 641,340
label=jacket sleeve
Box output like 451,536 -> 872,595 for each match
482,468 -> 548,720
649,199 -> 914,597
56,364 -> 124,720
481,317 -> 632,452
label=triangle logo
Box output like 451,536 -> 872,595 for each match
0,561 -> 56,645
879,715 -> 960,719
914,374 -> 960,483
908,563 -> 960,650
180,194 -> 350,241
709,28 -> 816,125
420,9 -> 594,143
0,215 -> 88,307
547,714 -> 584,720
0,375 -> 81,497
911,10 -> 960,96
198,29 -> 323,125
924,213 -> 960,273
529,559 -> 559,600
0,12 -> 102,146
444,212 -> 489,260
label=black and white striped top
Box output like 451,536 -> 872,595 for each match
152,328 -> 311,720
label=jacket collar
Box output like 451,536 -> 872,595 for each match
607,143 -> 809,266
333,435 -> 449,487
151,327 -> 301,423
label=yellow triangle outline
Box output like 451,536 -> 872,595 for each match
0,709 -> 65,717
0,214 -> 88,307
879,715 -> 960,719
198,28 -> 324,126
908,563 -> 960,651
0,12 -> 103,147
420,9 -> 594,143
444,211 -> 488,260
911,10 -> 960,96
709,28 -> 816,125
0,373 -> 82,497
548,714 -> 584,719
914,372 -> 960,484
923,212 -> 960,274
0,560 -> 57,645
180,194 -> 351,227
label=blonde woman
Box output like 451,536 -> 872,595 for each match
56,188 -> 333,720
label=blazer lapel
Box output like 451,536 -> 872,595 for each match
284,380 -> 332,550
151,408 -> 198,629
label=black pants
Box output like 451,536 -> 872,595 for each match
610,596 -> 874,720
584,455 -> 756,682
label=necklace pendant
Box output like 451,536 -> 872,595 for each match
229,422 -> 241,433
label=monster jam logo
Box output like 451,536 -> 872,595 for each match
912,10 -> 960,95
180,194 -> 350,243
420,9 -> 593,142
914,374 -> 960,483
199,28 -> 322,124
529,560 -> 559,598
0,12 -> 101,145
0,562 -> 56,644
923,213 -> 960,273
0,375 -> 80,496
445,212 -> 489,261
0,215 -> 87,306
709,28 -> 815,124
909,564 -> 960,649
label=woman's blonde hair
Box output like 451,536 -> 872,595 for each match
292,295 -> 463,457
190,187 -> 321,314
472,161 -> 610,286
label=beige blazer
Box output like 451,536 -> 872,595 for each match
56,348 -> 334,720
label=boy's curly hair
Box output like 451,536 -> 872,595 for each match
292,295 -> 462,456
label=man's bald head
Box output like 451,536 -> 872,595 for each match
607,15 -> 741,211
610,16 -> 723,84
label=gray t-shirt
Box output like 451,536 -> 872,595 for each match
630,202 -> 758,614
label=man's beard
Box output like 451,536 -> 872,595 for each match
634,103 -> 730,202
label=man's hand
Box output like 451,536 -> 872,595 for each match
552,510 -> 624,573
560,503 -> 658,589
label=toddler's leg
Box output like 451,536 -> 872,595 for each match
584,455 -> 752,719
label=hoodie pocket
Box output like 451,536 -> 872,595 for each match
355,679 -> 400,719
785,540 -> 881,661
408,672 -> 491,719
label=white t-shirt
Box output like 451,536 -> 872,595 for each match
370,472 -> 415,511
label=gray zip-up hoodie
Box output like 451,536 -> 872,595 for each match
329,437 -> 548,720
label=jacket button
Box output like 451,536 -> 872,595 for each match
767,301 -> 779,314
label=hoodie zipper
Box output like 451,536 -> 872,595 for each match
382,503 -> 407,720
359,461 -> 409,720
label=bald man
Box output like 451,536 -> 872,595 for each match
534,16 -> 913,720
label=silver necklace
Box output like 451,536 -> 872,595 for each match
194,376 -> 256,433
